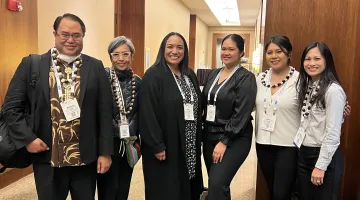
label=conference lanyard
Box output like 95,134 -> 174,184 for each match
207,65 -> 239,104
169,65 -> 194,103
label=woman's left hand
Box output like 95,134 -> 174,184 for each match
212,142 -> 227,164
343,101 -> 351,118
311,168 -> 325,186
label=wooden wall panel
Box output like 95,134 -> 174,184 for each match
0,0 -> 38,189
189,15 -> 196,70
0,0 -> 38,105
114,0 -> 121,37
344,3 -> 360,199
115,0 -> 145,77
256,0 -> 360,199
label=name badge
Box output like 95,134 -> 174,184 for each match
184,103 -> 195,121
260,114 -> 277,132
119,124 -> 130,139
293,127 -> 306,148
206,105 -> 216,122
60,99 -> 81,122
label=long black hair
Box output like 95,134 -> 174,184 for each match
154,32 -> 189,75
296,42 -> 341,110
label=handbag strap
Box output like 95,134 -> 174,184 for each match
29,54 -> 41,130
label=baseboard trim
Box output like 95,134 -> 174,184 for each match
0,166 -> 33,189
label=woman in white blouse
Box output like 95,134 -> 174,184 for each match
295,42 -> 345,200
255,35 -> 300,200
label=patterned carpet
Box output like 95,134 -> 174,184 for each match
0,138 -> 257,200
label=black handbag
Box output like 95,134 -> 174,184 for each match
0,54 -> 41,173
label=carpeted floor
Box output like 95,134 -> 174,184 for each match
0,139 -> 257,200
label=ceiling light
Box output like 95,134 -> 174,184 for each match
205,0 -> 241,26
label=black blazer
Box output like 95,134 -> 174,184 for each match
3,50 -> 114,164
139,64 -> 204,199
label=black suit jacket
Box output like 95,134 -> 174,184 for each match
3,50 -> 114,164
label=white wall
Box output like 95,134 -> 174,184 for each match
37,0 -> 114,66
145,0 -> 190,68
194,17 -> 209,70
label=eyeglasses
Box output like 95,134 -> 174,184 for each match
55,32 -> 83,41
110,52 -> 132,59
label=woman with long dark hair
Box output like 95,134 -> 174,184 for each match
295,42 -> 345,200
139,32 -> 203,200
255,35 -> 300,200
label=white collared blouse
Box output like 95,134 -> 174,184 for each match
255,70 -> 300,147
302,83 -> 346,171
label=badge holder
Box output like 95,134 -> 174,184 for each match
293,120 -> 308,148
184,103 -> 195,121
293,127 -> 306,148
260,114 -> 277,132
206,104 -> 216,122
119,114 -> 130,139
61,98 -> 81,122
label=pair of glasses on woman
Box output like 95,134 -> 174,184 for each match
110,52 -> 132,59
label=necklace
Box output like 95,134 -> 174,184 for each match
301,81 -> 320,119
51,48 -> 82,101
110,67 -> 136,115
261,66 -> 295,88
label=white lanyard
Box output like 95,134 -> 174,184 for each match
263,70 -> 288,115
169,66 -> 194,103
51,57 -> 77,100
207,65 -> 239,104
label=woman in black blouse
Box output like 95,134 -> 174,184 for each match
139,32 -> 203,200
202,34 -> 257,200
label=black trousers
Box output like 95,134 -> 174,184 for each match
298,147 -> 343,200
203,136 -> 251,200
33,162 -> 97,200
256,143 -> 298,200
97,152 -> 134,200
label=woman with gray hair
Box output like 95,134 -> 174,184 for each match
97,36 -> 141,200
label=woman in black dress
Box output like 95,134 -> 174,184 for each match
202,34 -> 257,200
139,32 -> 203,200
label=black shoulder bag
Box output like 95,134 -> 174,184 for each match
0,54 -> 41,173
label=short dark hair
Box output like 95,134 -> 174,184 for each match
53,13 -> 86,35
154,32 -> 189,75
222,34 -> 245,54
296,41 -> 341,110
265,35 -> 292,64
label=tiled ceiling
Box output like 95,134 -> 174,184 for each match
181,0 -> 262,26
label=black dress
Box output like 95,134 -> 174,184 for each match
139,64 -> 203,200
201,67 -> 257,200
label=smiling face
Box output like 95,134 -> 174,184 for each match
220,38 -> 242,67
53,18 -> 84,56
110,44 -> 133,71
164,35 -> 184,68
265,43 -> 290,71
303,47 -> 326,80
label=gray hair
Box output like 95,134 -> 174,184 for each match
107,36 -> 135,57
